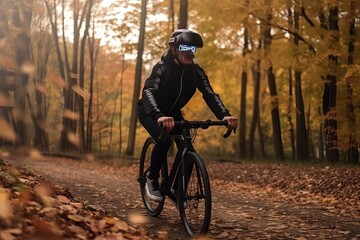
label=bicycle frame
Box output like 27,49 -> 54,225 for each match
161,127 -> 194,206
160,120 -> 233,205
139,119 -> 234,237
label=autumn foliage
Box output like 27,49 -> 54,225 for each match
0,159 -> 160,240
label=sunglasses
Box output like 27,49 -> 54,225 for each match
178,44 -> 197,53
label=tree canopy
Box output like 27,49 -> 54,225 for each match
0,0 -> 359,163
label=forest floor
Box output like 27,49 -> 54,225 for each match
1,152 -> 360,240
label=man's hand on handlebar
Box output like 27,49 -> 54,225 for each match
222,116 -> 238,132
157,116 -> 175,132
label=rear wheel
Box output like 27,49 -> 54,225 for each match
178,151 -> 211,237
139,138 -> 164,216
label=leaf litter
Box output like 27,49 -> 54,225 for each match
0,159 -> 155,240
1,155 -> 360,240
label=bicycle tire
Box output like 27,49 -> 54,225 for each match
139,137 -> 164,217
178,151 -> 211,237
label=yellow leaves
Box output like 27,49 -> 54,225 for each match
0,159 -> 157,239
47,72 -> 66,88
0,117 -> 16,142
128,213 -> 148,225
34,183 -> 55,207
0,228 -> 21,240
63,109 -> 80,121
67,214 -> 84,222
0,188 -> 13,222
67,130 -> 80,146
7,166 -> 20,178
17,188 -> 32,209
39,207 -> 58,218
110,219 -> 129,232
72,85 -> 91,101
89,218 -> 107,233
20,62 -> 35,75
57,195 -> 71,204
28,149 -> 43,160
0,54 -> 15,70
35,83 -> 49,94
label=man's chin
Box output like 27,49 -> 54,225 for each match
181,59 -> 193,65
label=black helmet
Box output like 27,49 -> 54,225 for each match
168,29 -> 203,48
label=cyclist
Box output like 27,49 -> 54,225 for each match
137,29 -> 238,202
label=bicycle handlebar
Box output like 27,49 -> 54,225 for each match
159,119 -> 236,139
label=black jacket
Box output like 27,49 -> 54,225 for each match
138,51 -> 230,121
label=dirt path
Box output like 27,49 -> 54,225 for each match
5,156 -> 360,240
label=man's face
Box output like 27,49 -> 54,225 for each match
174,44 -> 197,65
176,50 -> 195,65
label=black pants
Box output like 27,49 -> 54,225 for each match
139,113 -> 194,179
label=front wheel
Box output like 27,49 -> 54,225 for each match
178,151 -> 211,238
139,138 -> 164,217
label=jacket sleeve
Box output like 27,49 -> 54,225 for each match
142,61 -> 166,120
195,65 -> 231,120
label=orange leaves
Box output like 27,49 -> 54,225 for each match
72,85 -> 91,101
0,118 -> 16,142
47,72 -> 66,88
0,55 -> 15,70
0,159 -> 154,239
0,188 -> 13,223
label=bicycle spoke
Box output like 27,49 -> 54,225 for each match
139,138 -> 164,217
178,152 -> 211,237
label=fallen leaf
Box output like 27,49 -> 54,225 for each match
0,230 -> 16,240
111,220 -> 129,232
105,216 -> 118,225
215,231 -> 230,239
128,213 -> 148,225
67,214 -> 84,222
70,202 -> 83,209
57,195 -> 71,204
0,188 -> 13,221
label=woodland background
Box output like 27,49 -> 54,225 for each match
0,0 -> 359,164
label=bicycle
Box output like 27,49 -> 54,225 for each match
137,119 -> 234,238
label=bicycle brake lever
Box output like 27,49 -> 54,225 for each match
223,128 -> 236,138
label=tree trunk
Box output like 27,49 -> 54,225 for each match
86,32 -> 100,152
126,0 -> 147,156
239,28 -> 249,159
257,117 -> 266,158
13,1 -> 33,146
345,0 -> 359,164
44,0 -> 66,80
248,60 -> 261,159
169,0 -> 175,32
58,0 -> 90,152
286,4 -> 296,160
263,4 -> 284,160
294,3 -> 309,160
32,26 -> 51,151
78,0 -> 93,153
118,55 -> 125,155
45,0 -> 75,151
178,0 -> 188,29
287,69 -> 296,160
267,67 -> 284,160
322,6 -> 339,163
109,59 -> 124,153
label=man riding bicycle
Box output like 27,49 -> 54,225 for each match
137,29 -> 238,202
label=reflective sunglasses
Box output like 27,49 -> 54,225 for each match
178,44 -> 197,53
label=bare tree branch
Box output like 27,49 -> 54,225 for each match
301,6 -> 315,27
251,13 -> 316,53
